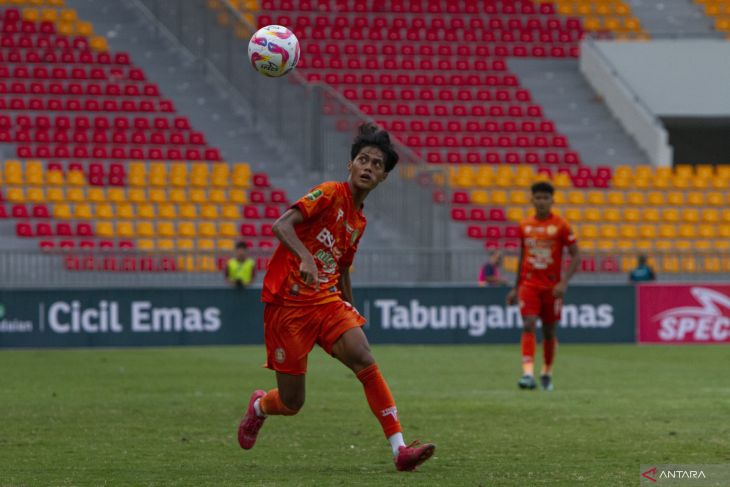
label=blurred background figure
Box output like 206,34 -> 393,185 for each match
629,254 -> 656,283
478,250 -> 508,287
226,241 -> 256,289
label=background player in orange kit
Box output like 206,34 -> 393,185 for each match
507,181 -> 580,391
237,123 -> 435,472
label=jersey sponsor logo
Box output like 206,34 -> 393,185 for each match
305,189 -> 323,201
315,249 -> 337,274
316,227 -> 336,249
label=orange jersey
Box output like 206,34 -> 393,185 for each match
262,181 -> 366,306
517,213 -> 577,289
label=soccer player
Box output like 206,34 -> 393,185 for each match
237,123 -> 435,472
506,181 -> 579,391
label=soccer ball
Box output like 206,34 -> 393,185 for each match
248,25 -> 300,78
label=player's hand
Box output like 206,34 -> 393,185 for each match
553,281 -> 567,298
506,288 -> 518,306
299,256 -> 319,289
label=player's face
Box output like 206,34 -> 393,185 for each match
348,146 -> 388,191
531,191 -> 553,215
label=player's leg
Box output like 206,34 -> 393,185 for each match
238,305 -> 314,450
322,302 -> 434,471
517,285 -> 540,389
539,294 -> 562,391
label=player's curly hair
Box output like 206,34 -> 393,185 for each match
350,122 -> 399,173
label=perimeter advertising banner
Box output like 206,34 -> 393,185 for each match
637,284 -> 730,344
0,286 -> 635,348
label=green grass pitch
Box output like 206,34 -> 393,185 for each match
1,344 -> 728,486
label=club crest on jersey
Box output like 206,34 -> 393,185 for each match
547,225 -> 557,236
306,189 -> 323,201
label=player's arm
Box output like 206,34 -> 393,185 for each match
554,243 -> 579,298
338,266 -> 354,305
506,247 -> 524,305
272,208 -> 318,288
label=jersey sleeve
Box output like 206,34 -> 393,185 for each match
561,220 -> 577,246
292,182 -> 338,221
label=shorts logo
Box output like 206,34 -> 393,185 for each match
274,348 -> 286,363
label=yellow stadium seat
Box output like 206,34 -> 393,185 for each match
666,191 -> 684,205
682,208 -> 699,222
509,191 -> 529,205
580,240 -> 596,251
157,222 -> 176,238
717,166 -> 730,179
606,191 -> 625,205
116,203 -> 135,219
491,190 -> 508,205
158,204 -> 177,219
616,240 -> 634,252
597,240 -> 614,252
108,188 -> 126,203
701,209 -> 719,223
638,224 -> 656,239
149,189 -> 167,204
634,178 -> 650,189
149,171 -> 167,187
584,208 -> 601,222
695,165 -> 714,179
66,188 -> 84,203
96,222 -> 114,238
170,164 -> 188,185
719,225 -> 730,239
177,239 -> 195,251
199,222 -> 217,238
663,208 -> 680,222
179,222 -> 197,238
722,209 -> 730,223
623,208 -> 640,222
95,204 -> 114,219
198,239 -> 216,251
219,222 -> 238,238
675,165 -> 693,178
678,224 -> 696,238
59,8 -> 77,22
87,187 -> 106,203
217,239 -> 234,251
552,172 -> 572,189
221,205 -> 239,220
658,224 -> 676,238
641,208 -> 659,222
90,36 -> 108,52
698,225 -> 716,238
626,191 -> 644,205
47,188 -> 65,202
636,240 -> 653,252
75,20 -> 93,37
179,204 -> 198,219
694,240 -> 712,251
653,178 -> 670,189
157,239 -> 175,251
209,189 -> 227,204
41,8 -> 58,22
553,192 -> 566,205
686,192 -> 704,206
128,188 -> 146,203
691,178 -> 709,190
200,205 -> 219,219
506,207 -> 526,222
53,204 -> 72,219
137,204 -> 156,219
26,187 -> 44,203
116,222 -> 135,238
564,207 -> 582,222
634,166 -> 653,179
471,190 -> 489,205
617,224 -> 635,239
654,167 -> 672,179
579,224 -> 599,239
586,191 -> 605,205
189,189 -> 208,204
646,191 -> 665,205
229,189 -> 248,204
715,241 -> 730,251
67,170 -> 85,186
613,166 -> 632,179
137,239 -> 155,251
46,170 -> 64,186
567,191 -> 585,205
600,224 -> 619,239
169,189 -> 187,204
604,208 -> 621,222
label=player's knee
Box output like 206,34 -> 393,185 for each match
280,390 -> 305,413
522,322 -> 537,333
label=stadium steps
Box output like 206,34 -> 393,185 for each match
626,0 -> 721,36
508,58 -> 649,167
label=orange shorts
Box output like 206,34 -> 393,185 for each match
263,300 -> 366,375
518,284 -> 562,324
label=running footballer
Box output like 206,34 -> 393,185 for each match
237,123 -> 435,472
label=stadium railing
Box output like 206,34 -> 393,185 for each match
132,0 -> 448,251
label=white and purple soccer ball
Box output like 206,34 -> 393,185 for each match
248,25 -> 300,78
